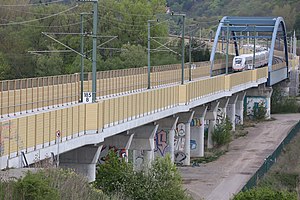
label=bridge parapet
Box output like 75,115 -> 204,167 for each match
0,67 -> 268,169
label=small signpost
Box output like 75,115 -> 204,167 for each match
56,130 -> 61,167
83,92 -> 92,103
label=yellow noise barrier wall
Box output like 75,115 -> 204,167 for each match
0,67 -> 268,158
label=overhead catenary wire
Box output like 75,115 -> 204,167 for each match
0,0 -> 65,7
0,4 -> 78,26
0,5 -> 83,16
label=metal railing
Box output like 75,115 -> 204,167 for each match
0,60 -> 230,118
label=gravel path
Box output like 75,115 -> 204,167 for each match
180,114 -> 300,200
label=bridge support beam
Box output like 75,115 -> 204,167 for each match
191,106 -> 207,157
175,111 -> 195,166
60,144 -> 102,182
206,102 -> 220,149
129,124 -> 158,171
100,133 -> 134,163
236,92 -> 246,125
227,95 -> 238,131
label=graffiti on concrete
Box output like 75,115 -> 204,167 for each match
174,123 -> 186,164
190,118 -> 202,127
235,114 -> 241,125
190,140 -> 197,150
245,97 -> 267,118
216,107 -> 226,124
134,150 -> 144,170
98,145 -> 127,164
175,123 -> 185,152
0,122 -> 12,156
0,121 -> 24,157
175,151 -> 186,164
154,130 -> 168,156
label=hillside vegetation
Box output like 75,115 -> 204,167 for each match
168,0 -> 300,33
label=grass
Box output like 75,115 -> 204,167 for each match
191,148 -> 228,165
257,130 -> 300,198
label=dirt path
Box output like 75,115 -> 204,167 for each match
180,114 -> 300,200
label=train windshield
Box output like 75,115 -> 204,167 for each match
235,58 -> 242,64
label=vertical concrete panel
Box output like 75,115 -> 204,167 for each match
1,121 -> 10,156
85,103 -> 98,130
72,106 -> 79,137
43,112 -> 50,145
18,118 -> 27,152
78,105 -> 85,133
36,114 -> 44,148
103,100 -> 110,126
49,111 -> 57,143
9,119 -> 18,156
27,115 -> 35,151
61,108 -> 67,140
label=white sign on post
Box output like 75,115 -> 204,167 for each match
83,92 -> 92,103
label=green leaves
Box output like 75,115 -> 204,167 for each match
95,151 -> 191,200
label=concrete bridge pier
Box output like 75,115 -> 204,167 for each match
217,97 -> 229,123
129,124 -> 158,171
60,144 -> 102,182
155,117 -> 179,163
236,92 -> 247,125
206,102 -> 220,149
245,86 -> 273,119
191,106 -> 207,157
227,95 -> 238,131
175,111 -> 195,166
101,133 -> 134,163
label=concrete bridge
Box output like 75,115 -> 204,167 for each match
0,17 -> 299,183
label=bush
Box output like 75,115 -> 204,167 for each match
233,187 -> 297,200
271,86 -> 300,114
95,150 -> 191,200
0,169 -> 112,200
253,104 -> 267,120
212,118 -> 232,146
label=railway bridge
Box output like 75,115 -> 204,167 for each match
0,17 -> 299,182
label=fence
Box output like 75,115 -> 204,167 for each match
241,120 -> 300,191
0,60 -> 229,118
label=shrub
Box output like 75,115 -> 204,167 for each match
233,187 -> 297,200
95,151 -> 191,200
271,86 -> 300,114
212,118 -> 232,146
0,169 -> 112,200
253,104 -> 267,120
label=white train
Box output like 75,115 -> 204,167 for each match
232,49 -> 269,71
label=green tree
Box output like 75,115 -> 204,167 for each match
35,53 -> 64,76
212,118 -> 232,147
120,44 -> 147,68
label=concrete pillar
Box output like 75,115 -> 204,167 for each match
155,117 -> 179,163
168,129 -> 175,162
60,145 -> 102,182
236,92 -> 246,125
184,122 -> 191,165
227,95 -> 238,131
191,106 -> 207,157
217,98 -> 229,124
98,133 -> 134,165
129,124 -> 158,170
205,102 -> 219,149
207,120 -> 216,149
175,111 -> 194,166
